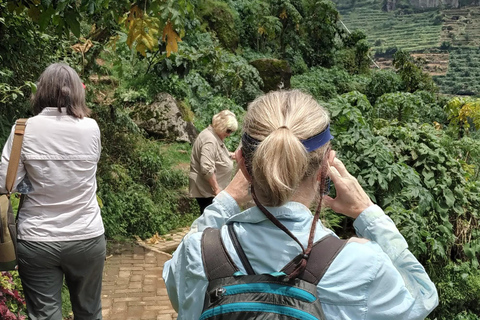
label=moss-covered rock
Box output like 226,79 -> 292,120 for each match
250,59 -> 292,93
198,0 -> 239,51
130,93 -> 197,143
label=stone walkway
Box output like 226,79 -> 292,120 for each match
101,228 -> 189,320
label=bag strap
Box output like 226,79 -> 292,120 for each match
281,234 -> 347,285
227,223 -> 255,275
201,227 -> 239,281
5,119 -> 27,196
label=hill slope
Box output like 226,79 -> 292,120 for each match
334,0 -> 480,95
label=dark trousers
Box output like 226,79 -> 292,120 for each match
196,197 -> 214,215
17,234 -> 106,320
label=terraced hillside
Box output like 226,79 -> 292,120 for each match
376,52 -> 449,75
336,0 -> 443,52
333,0 -> 480,95
440,7 -> 480,47
434,48 -> 480,95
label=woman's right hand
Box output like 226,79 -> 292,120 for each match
323,151 -> 374,219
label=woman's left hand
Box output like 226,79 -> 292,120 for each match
225,170 -> 252,207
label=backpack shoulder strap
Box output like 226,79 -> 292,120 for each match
281,234 -> 347,284
201,227 -> 239,281
227,223 -> 255,275
6,119 -> 27,195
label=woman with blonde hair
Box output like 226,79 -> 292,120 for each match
189,110 -> 238,214
0,63 -> 105,320
164,89 -> 438,319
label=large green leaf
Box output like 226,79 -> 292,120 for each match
65,11 -> 81,37
41,0 -> 52,8
38,5 -> 55,31
443,188 -> 455,207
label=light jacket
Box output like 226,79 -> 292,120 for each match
163,191 -> 439,320
0,107 -> 104,241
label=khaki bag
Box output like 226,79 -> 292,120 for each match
0,119 -> 27,271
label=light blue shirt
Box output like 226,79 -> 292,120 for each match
163,191 -> 438,320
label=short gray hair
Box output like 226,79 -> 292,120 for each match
32,63 -> 90,118
212,110 -> 238,134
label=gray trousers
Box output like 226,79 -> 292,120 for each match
17,235 -> 106,320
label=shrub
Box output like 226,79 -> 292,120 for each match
0,272 -> 26,320
291,67 -> 368,101
93,105 -> 196,239
375,92 -> 422,123
366,69 -> 402,104
197,0 -> 240,51
193,95 -> 245,151
428,262 -> 480,319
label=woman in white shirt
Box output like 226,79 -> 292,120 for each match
0,63 -> 105,320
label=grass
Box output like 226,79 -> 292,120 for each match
62,282 -> 72,320
160,142 -> 191,168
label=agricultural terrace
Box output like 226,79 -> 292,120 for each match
334,0 -> 442,53
440,6 -> 480,47
375,52 -> 449,75
434,47 -> 480,95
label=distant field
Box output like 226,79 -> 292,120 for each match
336,0 -> 442,52
440,7 -> 480,47
376,52 -> 449,76
434,48 -> 480,95
333,0 -> 480,95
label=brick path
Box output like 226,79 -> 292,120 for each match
101,228 -> 189,320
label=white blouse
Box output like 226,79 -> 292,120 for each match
0,108 -> 104,241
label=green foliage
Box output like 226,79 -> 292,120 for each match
205,49 -> 263,107
147,31 -> 263,108
443,133 -> 480,180
193,95 -> 245,151
0,271 -> 26,319
335,3 -> 442,53
93,105 -> 196,238
291,67 -> 369,100
375,92 -> 422,123
302,0 -> 340,67
335,30 -> 372,74
428,262 -> 480,319
3,1 -> 480,318
323,90 -> 480,269
197,0 -> 239,51
227,0 -> 280,51
413,90 -> 448,125
434,48 -> 480,96
445,96 -> 480,136
61,282 -> 72,319
393,50 -> 438,93
365,69 -> 402,104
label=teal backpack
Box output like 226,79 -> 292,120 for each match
200,225 -> 346,320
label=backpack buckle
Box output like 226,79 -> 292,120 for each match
210,287 -> 226,301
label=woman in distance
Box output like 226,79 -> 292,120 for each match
0,63 -> 105,320
163,89 -> 438,319
189,110 -> 238,214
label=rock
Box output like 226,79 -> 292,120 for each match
130,93 -> 198,143
250,59 -> 292,93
